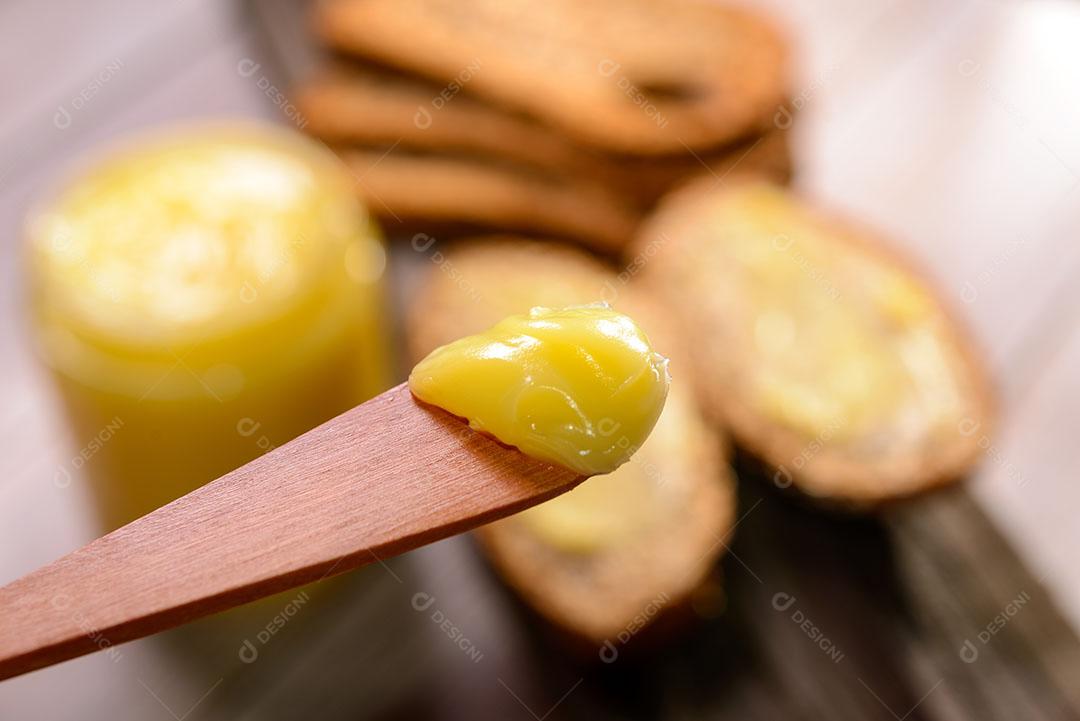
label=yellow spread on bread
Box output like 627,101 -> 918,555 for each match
712,185 -> 963,445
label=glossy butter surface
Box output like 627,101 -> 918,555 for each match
409,304 -> 670,476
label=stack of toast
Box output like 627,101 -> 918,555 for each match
300,0 -> 793,252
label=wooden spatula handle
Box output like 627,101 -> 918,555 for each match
0,383 -> 581,680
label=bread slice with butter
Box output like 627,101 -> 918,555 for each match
406,238 -> 736,649
632,179 -> 995,506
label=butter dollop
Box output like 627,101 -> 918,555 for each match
408,304 -> 670,476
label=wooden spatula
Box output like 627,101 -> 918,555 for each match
0,383 -> 584,681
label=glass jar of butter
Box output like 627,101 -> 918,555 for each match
26,123 -> 393,531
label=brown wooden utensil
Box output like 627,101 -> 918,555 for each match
0,383 -> 583,681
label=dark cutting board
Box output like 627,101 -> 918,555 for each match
235,2 -> 1080,718
196,441 -> 1080,721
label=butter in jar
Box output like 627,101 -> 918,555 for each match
26,123 -> 393,530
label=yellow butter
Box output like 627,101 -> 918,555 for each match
706,184 -> 963,444
408,304 -> 670,476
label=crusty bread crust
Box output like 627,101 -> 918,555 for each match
405,238 -> 619,361
406,237 -> 737,644
314,0 -> 789,154
631,178 -> 996,507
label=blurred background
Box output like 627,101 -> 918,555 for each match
2,0 -> 1080,719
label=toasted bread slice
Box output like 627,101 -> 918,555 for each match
406,237 -> 736,646
632,180 -> 995,507
314,0 -> 788,154
339,150 -> 639,252
298,64 -> 793,208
